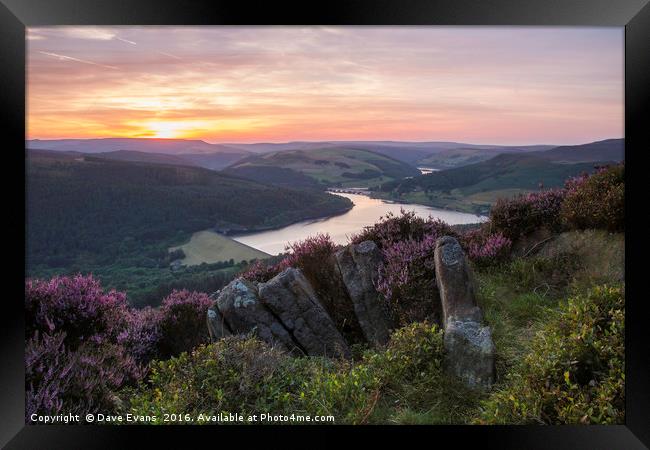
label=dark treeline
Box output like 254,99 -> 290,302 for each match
26,151 -> 352,306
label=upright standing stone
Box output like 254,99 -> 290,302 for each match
334,241 -> 393,346
434,236 -> 495,389
443,319 -> 495,388
434,236 -> 483,327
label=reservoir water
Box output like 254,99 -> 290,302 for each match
231,193 -> 486,255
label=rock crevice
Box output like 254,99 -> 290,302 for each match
334,240 -> 393,346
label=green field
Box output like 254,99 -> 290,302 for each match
416,148 -> 502,169
375,153 -> 605,214
171,230 -> 269,266
224,147 -> 421,189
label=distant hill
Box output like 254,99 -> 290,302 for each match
375,139 -> 621,214
27,137 -> 621,172
26,150 -> 352,272
91,150 -> 199,167
415,145 -> 556,170
413,139 -> 622,170
179,152 -> 253,170
221,141 -> 344,153
27,137 -> 251,156
336,142 -> 553,166
223,147 -> 422,189
528,138 -> 624,163
27,139 -> 253,170
220,140 -> 555,166
381,153 -> 599,194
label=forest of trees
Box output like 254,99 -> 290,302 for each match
26,151 -> 351,306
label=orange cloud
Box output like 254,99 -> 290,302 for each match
27,26 -> 624,145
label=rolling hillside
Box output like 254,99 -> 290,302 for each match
527,138 -> 624,163
223,147 -> 422,189
413,139 -> 623,170
220,140 -> 555,166
27,137 -> 250,155
180,152 -> 254,170
349,142 -> 553,166
416,148 -> 504,169
380,153 -> 597,194
374,139 -> 622,214
26,150 -> 352,270
27,138 -> 253,170
91,150 -> 199,167
415,145 -> 555,170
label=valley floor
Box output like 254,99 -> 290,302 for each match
170,230 -> 270,266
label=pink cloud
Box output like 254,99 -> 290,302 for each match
27,26 -> 623,145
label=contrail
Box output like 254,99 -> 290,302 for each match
116,37 -> 137,45
38,51 -> 119,70
157,51 -> 182,60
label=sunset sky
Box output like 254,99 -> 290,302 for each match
27,26 -> 623,145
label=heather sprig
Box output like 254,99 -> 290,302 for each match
376,232 -> 440,325
157,290 -> 214,359
467,232 -> 512,266
490,188 -> 566,240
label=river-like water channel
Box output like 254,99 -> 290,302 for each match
231,193 -> 486,255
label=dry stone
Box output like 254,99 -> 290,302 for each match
213,277 -> 296,353
435,236 -> 495,389
434,236 -> 483,327
444,319 -> 495,389
207,304 -> 231,341
335,240 -> 392,345
258,268 -> 350,358
206,237 -> 496,389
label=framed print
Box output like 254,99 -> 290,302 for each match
2,0 -> 648,448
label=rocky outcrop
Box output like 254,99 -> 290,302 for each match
206,236 -> 496,389
435,236 -> 495,389
209,270 -> 349,358
215,278 -> 297,353
258,268 -> 350,358
301,252 -> 366,345
335,241 -> 392,346
207,304 -> 231,341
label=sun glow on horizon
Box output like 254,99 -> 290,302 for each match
140,121 -> 196,139
27,26 -> 624,145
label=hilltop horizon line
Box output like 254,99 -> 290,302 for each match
27,136 -> 624,148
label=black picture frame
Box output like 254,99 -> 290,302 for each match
2,0 -> 648,448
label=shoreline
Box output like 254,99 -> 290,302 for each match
330,189 -> 488,219
365,191 -> 489,217
224,203 -> 354,238
227,189 -> 488,241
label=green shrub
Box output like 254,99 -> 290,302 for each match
489,189 -> 565,240
561,164 -> 624,232
298,322 -> 450,424
125,322 -> 448,424
476,285 -> 624,424
157,290 -> 213,359
126,335 -> 297,419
